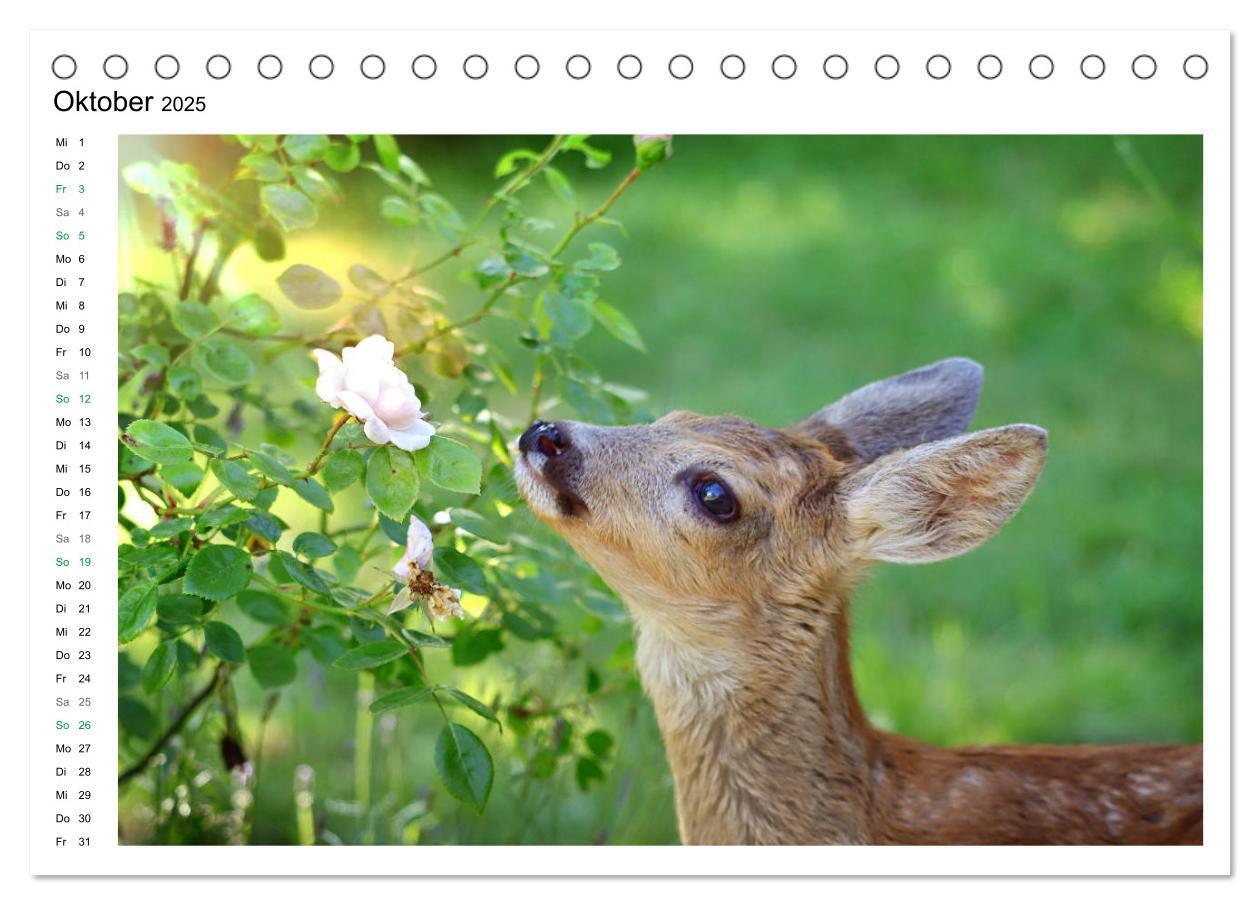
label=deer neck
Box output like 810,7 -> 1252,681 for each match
626,587 -> 878,844
626,587 -> 1205,847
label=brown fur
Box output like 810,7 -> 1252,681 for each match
513,360 -> 1202,845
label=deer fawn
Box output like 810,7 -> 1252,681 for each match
515,358 -> 1202,845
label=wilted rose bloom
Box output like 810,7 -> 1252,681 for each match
392,515 -> 434,582
428,585 -> 465,622
633,134 -> 673,171
312,335 -> 436,451
387,516 -> 465,622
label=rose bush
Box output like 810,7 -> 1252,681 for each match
117,134 -> 659,842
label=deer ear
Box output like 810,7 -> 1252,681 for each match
800,358 -> 983,461
843,425 -> 1047,564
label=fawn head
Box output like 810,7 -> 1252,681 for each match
515,359 -> 1047,652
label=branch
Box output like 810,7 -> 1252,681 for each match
118,667 -> 226,786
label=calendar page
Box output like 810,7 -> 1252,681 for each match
25,23 -> 1230,880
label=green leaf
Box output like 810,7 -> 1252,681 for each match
323,141 -> 361,173
433,547 -> 488,596
418,193 -> 466,243
261,184 -> 318,230
448,508 -> 509,545
451,628 -> 504,666
494,148 -> 538,178
253,225 -> 286,262
543,166 -> 574,202
575,242 -> 622,272
434,724 -> 494,811
156,593 -> 205,625
122,161 -> 163,195
366,446 -> 419,520
283,134 -> 330,164
585,729 -> 614,760
502,607 -> 555,641
561,377 -> 615,423
398,154 -> 428,185
248,643 -> 298,689
141,641 -> 179,694
373,134 -> 402,172
381,196 -> 420,226
204,621 -> 246,664
301,625 -> 348,666
196,336 -> 255,386
293,531 -> 336,559
148,517 -> 194,538
402,628 -> 452,649
322,449 -> 365,493
240,151 -> 286,181
211,458 -> 259,501
255,484 -> 279,509
118,697 -> 156,740
438,686 -> 501,728
196,504 -> 251,531
576,755 -> 605,791
369,685 -> 434,714
415,436 -> 481,495
184,545 -> 253,601
347,264 -> 390,296
159,460 -> 204,497
277,264 -> 343,310
167,366 -> 202,401
118,583 -> 158,643
504,245 -> 551,278
543,290 -> 593,347
592,301 -> 647,352
193,426 -> 227,457
236,589 -> 292,625
276,551 -> 332,595
130,342 -> 170,368
364,162 -> 410,194
245,509 -> 284,542
224,293 -> 282,336
292,477 -> 334,513
171,301 -> 221,339
122,420 -> 193,466
332,545 -> 362,583
332,639 -> 408,670
246,448 -> 293,486
294,167 -> 338,204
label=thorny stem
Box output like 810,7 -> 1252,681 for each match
549,166 -> 640,259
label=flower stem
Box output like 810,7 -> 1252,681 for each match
302,412 -> 353,477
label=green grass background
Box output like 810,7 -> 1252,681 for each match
119,134 -> 1202,845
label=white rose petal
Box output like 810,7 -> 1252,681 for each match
384,418 -> 437,452
392,515 -> 434,581
310,335 -> 434,452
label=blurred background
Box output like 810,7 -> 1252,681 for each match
119,134 -> 1202,844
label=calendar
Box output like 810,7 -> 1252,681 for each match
23,20 -> 1232,883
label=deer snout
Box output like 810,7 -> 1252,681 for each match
519,420 -> 571,458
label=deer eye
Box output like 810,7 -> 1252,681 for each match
690,474 -> 739,522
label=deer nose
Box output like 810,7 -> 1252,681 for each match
519,420 -> 570,458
